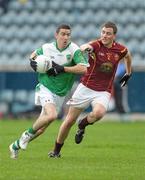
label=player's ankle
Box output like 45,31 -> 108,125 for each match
78,117 -> 89,129
54,141 -> 64,154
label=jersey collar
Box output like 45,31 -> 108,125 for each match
54,41 -> 71,52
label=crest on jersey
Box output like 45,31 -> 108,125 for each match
66,54 -> 71,61
99,62 -> 113,73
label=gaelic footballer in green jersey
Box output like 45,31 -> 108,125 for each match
9,24 -> 88,159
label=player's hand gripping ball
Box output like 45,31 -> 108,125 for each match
30,55 -> 52,73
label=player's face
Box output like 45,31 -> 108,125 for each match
55,29 -> 71,49
101,27 -> 116,48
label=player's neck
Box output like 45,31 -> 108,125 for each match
104,42 -> 113,48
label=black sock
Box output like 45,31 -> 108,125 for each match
79,117 -> 93,129
53,141 -> 64,154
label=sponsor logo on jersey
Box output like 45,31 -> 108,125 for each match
50,56 -> 55,59
98,52 -> 105,56
57,54 -> 63,57
106,53 -> 119,61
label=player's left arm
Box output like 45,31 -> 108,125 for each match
119,50 -> 132,87
124,50 -> 132,75
64,64 -> 87,74
64,50 -> 88,74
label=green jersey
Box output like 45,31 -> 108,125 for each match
35,41 -> 88,96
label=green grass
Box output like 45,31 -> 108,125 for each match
0,119 -> 145,180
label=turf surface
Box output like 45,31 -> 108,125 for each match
0,119 -> 145,180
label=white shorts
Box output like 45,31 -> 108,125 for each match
67,83 -> 111,111
35,84 -> 65,113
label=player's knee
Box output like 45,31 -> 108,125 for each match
45,112 -> 57,123
92,109 -> 105,121
49,114 -> 57,123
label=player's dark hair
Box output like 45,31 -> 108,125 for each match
102,21 -> 118,34
56,24 -> 71,33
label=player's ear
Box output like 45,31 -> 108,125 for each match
113,34 -> 116,40
54,32 -> 58,39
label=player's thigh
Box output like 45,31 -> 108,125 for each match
92,91 -> 111,111
65,106 -> 83,123
44,103 -> 57,118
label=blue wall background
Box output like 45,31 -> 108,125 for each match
0,72 -> 37,90
0,71 -> 145,112
128,72 -> 145,112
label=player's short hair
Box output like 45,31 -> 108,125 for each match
56,24 -> 71,33
102,21 -> 118,34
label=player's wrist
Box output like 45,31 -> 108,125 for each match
30,54 -> 37,61
125,73 -> 131,78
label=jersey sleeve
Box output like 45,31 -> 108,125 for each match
70,42 -> 89,66
89,40 -> 100,52
73,49 -> 89,66
119,47 -> 128,59
35,48 -> 43,55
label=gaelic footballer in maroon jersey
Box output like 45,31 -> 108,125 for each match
81,39 -> 128,93
49,22 -> 132,157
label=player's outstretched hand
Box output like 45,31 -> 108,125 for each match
47,61 -> 65,76
30,60 -> 37,71
80,44 -> 93,52
119,73 -> 131,87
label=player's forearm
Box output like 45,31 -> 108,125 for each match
80,44 -> 93,52
126,61 -> 132,75
124,52 -> 132,75
64,64 -> 87,74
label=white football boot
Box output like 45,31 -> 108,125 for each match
9,143 -> 18,159
19,131 -> 34,150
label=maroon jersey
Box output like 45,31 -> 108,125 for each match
81,39 -> 128,93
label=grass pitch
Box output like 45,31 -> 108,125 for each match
0,119 -> 145,180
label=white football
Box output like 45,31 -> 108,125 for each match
34,55 -> 52,73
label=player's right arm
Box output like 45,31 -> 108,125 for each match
80,40 -> 101,54
29,48 -> 43,61
30,51 -> 37,60
29,48 -> 43,71
80,43 -> 93,52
